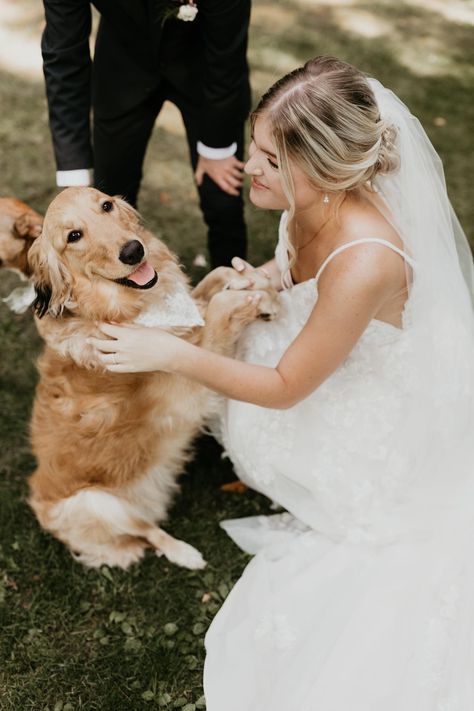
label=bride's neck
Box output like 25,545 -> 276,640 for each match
291,191 -> 350,248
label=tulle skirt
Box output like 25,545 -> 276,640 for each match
204,513 -> 474,711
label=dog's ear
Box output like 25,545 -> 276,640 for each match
115,196 -> 141,225
14,211 -> 43,240
28,236 -> 72,319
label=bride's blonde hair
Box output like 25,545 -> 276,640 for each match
253,56 -> 399,279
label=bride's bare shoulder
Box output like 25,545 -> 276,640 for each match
337,191 -> 402,247
317,195 -> 408,297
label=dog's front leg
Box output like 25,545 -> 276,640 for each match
199,288 -> 279,357
191,266 -> 236,303
34,315 -> 105,370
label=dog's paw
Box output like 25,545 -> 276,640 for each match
207,289 -> 278,324
233,288 -> 280,323
255,289 -> 280,321
159,539 -> 207,570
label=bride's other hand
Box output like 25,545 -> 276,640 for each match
232,257 -> 269,278
225,257 -> 280,291
88,323 -> 184,373
223,257 -> 260,290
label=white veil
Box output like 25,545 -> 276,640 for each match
367,79 -> 474,534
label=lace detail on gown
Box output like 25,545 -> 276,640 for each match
254,611 -> 297,653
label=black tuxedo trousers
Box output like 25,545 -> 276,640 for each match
94,78 -> 247,269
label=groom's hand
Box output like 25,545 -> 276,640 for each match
195,155 -> 245,196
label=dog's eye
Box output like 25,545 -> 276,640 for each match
102,201 -> 114,212
67,230 -> 83,243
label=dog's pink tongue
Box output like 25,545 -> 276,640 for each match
128,261 -> 155,286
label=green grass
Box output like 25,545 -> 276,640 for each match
1,0 -> 473,708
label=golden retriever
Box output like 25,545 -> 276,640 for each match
27,187 -> 278,570
0,197 -> 42,275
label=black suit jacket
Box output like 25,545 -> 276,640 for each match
41,0 -> 251,171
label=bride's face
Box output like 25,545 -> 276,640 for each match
245,114 -> 318,212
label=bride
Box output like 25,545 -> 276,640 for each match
92,57 -> 474,709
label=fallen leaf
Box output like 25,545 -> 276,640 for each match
220,480 -> 248,494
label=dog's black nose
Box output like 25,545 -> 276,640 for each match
119,240 -> 145,265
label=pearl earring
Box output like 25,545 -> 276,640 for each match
323,194 -> 330,204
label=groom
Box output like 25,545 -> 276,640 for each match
41,0 -> 251,268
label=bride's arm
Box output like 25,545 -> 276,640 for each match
91,245 -> 401,409
168,257 -> 388,409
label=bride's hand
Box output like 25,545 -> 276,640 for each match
224,257 -> 271,291
88,323 -> 184,374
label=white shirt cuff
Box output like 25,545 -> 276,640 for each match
197,141 -> 237,160
56,169 -> 93,187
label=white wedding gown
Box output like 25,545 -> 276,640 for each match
203,213 -> 474,710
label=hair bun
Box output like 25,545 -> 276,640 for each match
375,123 -> 400,176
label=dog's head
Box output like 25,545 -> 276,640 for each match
28,187 -> 180,321
0,198 -> 43,276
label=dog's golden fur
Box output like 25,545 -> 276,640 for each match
0,197 -> 43,275
28,187 -> 278,569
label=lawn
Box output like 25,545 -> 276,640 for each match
1,1 -> 473,708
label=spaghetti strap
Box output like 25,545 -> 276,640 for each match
314,238 -> 415,285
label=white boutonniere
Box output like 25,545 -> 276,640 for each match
155,0 -> 198,25
177,2 -> 198,21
